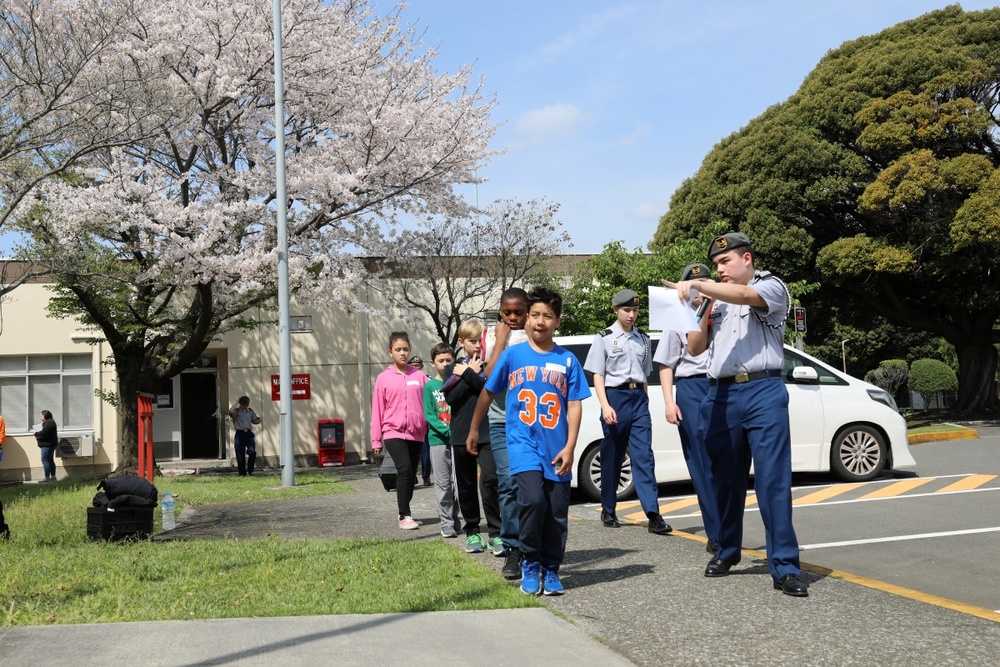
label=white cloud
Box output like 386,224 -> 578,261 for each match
513,103 -> 585,147
519,4 -> 640,67
616,123 -> 652,147
629,201 -> 668,221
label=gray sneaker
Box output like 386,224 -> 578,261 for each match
465,533 -> 485,553
441,524 -> 458,538
489,536 -> 505,556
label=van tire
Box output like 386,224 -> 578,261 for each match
579,444 -> 635,502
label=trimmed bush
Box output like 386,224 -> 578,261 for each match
909,358 -> 958,409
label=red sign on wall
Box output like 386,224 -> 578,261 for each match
271,373 -> 311,400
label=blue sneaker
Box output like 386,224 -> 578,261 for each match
542,567 -> 564,596
520,560 -> 541,595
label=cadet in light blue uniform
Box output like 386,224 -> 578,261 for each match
584,289 -> 672,535
655,263 -> 721,554
667,233 -> 807,598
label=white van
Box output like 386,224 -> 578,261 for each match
555,334 -> 917,501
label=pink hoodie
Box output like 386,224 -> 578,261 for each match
371,365 -> 428,448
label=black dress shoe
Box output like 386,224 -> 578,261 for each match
601,510 -> 620,527
704,557 -> 738,577
646,512 -> 672,535
773,574 -> 809,597
706,539 -> 719,554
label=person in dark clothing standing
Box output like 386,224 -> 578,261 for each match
34,410 -> 58,482
443,318 -> 499,555
228,396 -> 262,476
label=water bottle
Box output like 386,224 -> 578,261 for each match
161,492 -> 175,531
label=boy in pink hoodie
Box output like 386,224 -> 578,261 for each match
371,330 -> 429,529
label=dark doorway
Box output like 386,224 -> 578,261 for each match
180,373 -> 220,459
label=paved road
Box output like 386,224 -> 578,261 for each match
645,425 -> 1000,613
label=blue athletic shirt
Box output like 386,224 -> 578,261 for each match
484,342 -> 591,482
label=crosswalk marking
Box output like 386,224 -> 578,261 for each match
595,474 -> 1000,521
937,474 -> 997,493
857,477 -> 935,499
793,482 -> 864,505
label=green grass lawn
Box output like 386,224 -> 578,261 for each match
0,474 -> 536,626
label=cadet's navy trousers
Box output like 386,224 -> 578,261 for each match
600,387 -> 659,516
700,375 -> 800,581
674,375 -> 721,542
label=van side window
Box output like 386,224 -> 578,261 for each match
783,349 -> 847,385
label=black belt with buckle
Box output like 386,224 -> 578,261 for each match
608,382 -> 642,390
238,428 -> 252,432
677,373 -> 707,380
709,369 -> 781,386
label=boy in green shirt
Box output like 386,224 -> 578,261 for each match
424,343 -> 461,537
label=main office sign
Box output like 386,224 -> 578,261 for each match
271,373 -> 311,400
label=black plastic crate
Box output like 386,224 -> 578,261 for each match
87,506 -> 154,542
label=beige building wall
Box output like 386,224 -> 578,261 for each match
0,282 -> 118,482
0,276 -> 501,481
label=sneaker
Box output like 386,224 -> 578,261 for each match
465,533 -> 485,553
398,516 -> 419,530
489,536 -> 505,556
440,524 -> 458,538
542,568 -> 565,596
520,560 -> 541,595
501,549 -> 522,580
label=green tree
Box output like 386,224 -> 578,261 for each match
560,229 -> 720,335
654,6 -> 1000,412
865,359 -> 909,405
909,358 -> 959,410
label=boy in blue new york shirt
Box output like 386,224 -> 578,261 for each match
467,286 -> 590,596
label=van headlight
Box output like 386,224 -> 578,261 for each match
867,389 -> 898,411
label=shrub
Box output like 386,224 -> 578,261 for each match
867,359 -> 909,399
908,358 -> 958,409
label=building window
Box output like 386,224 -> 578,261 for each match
0,355 -> 93,432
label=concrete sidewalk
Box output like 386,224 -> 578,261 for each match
4,464 -> 1000,666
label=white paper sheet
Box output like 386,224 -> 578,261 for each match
648,286 -> 700,332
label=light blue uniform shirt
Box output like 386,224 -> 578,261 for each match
653,329 -> 710,377
583,321 -> 651,386
707,271 -> 788,378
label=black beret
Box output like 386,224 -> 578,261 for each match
680,263 -> 713,281
707,232 -> 752,260
612,289 -> 640,308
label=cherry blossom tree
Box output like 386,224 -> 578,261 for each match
379,198 -> 570,347
9,0 -> 496,470
0,0 -> 168,293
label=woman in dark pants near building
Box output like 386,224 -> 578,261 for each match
34,410 -> 58,482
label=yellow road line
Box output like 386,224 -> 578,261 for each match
937,474 -> 997,493
858,477 -> 934,499
670,530 -> 1000,624
655,497 -> 703,514
793,483 -> 864,505
623,497 -> 701,522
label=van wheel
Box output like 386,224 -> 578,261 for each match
830,425 -> 887,482
579,444 -> 635,502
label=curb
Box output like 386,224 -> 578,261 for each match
907,428 -> 979,444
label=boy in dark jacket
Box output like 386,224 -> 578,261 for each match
442,318 -> 499,554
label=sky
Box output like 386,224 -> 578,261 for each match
390,1 -> 1000,254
